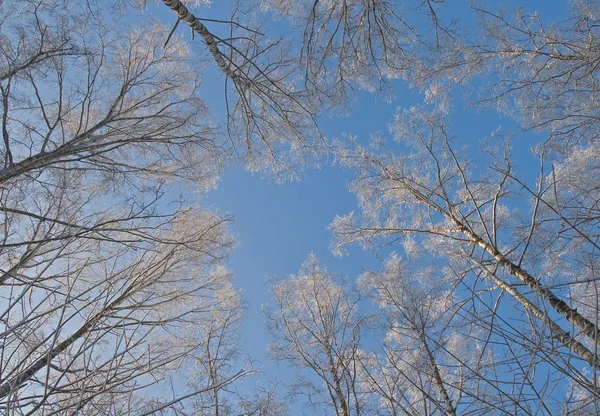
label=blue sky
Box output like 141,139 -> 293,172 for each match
149,0 -> 571,410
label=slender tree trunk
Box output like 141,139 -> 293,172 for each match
402,179 -> 600,349
419,332 -> 457,416
161,0 -> 241,82
471,258 -> 599,368
451,214 -> 600,345
326,348 -> 350,416
0,312 -> 101,399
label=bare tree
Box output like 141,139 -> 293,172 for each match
359,256 -> 461,416
265,255 -> 369,416
159,0 -> 323,178
0,1 -> 248,413
359,253 -> 580,415
259,0 -> 447,104
187,282 -> 246,415
415,1 -> 600,154
158,0 -> 452,177
331,103 -> 600,413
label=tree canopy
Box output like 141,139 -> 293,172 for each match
1,0 -> 599,414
